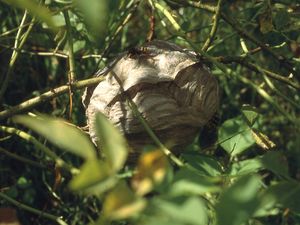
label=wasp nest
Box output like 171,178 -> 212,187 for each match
83,40 -> 219,154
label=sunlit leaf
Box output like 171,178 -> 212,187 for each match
251,129 -> 276,150
216,175 -> 261,225
3,0 -> 55,29
13,115 -> 96,159
168,168 -> 221,196
95,113 -> 128,172
69,159 -> 117,195
132,149 -> 170,196
218,116 -> 255,156
103,181 -> 146,220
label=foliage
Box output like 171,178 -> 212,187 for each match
1,0 -> 300,225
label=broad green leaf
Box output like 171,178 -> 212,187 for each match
182,153 -> 222,176
229,152 -> 289,177
216,175 -> 261,225
229,158 -> 264,176
241,104 -> 259,126
3,0 -> 55,29
260,181 -> 300,214
95,113 -> 128,172
69,159 -> 117,195
261,151 -> 289,178
218,116 -> 255,156
153,197 -> 208,225
168,168 -> 221,196
274,9 -> 290,30
13,115 -> 96,159
103,181 -> 146,220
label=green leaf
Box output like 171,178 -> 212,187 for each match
229,158 -> 264,176
182,153 -> 223,176
241,104 -> 259,127
95,113 -> 128,172
216,175 -> 261,225
229,152 -> 289,177
261,151 -> 289,178
153,197 -> 208,225
218,116 -> 255,156
3,0 -> 56,29
69,159 -> 117,195
257,181 -> 300,216
74,0 -> 109,39
274,9 -> 290,30
13,114 -> 96,160
168,168 -> 221,196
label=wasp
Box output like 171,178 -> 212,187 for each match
127,46 -> 149,58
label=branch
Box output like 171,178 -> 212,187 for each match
0,192 -> 68,225
201,0 -> 222,52
0,76 -> 104,121
0,13 -> 35,102
215,56 -> 300,90
187,1 -> 296,74
0,146 -> 46,169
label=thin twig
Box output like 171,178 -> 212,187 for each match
0,76 -> 104,121
95,0 -> 140,72
187,1 -> 296,73
0,12 -> 35,103
215,56 -> 300,90
0,146 -> 46,169
63,10 -> 76,119
0,192 -> 68,225
201,0 -> 222,52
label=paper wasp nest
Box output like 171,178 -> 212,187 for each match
83,40 -> 219,153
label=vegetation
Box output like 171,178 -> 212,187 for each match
1,0 -> 300,225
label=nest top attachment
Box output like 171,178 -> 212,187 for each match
83,40 -> 219,151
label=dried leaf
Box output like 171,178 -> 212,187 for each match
103,181 -> 146,220
132,149 -> 170,196
251,129 -> 276,150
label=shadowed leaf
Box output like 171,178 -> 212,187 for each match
216,175 -> 261,225
13,114 -> 96,159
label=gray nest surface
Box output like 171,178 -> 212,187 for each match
82,40 -> 219,153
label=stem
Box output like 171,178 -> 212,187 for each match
216,56 -> 300,90
0,76 -> 104,121
0,192 -> 68,225
0,146 -> 46,169
63,10 -> 76,119
0,126 -> 79,175
201,0 -> 222,52
187,1 -> 295,73
0,14 -> 35,103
